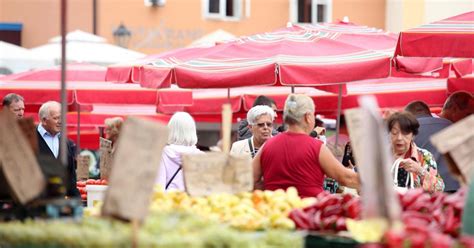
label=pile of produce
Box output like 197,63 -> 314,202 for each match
288,191 -> 360,232
0,212 -> 303,247
383,188 -> 473,248
76,179 -> 108,201
149,187 -> 316,230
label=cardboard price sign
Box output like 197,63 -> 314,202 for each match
431,115 -> 474,185
99,137 -> 113,180
182,153 -> 252,197
76,155 -> 90,181
0,110 -> 45,204
101,117 -> 168,222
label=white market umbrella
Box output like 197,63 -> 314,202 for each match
187,29 -> 236,48
30,30 -> 146,66
0,41 -> 54,75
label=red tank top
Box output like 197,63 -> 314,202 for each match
260,132 -> 324,198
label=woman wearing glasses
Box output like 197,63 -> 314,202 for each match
231,105 -> 276,158
253,94 -> 360,198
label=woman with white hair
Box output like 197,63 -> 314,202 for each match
253,94 -> 360,197
156,112 -> 203,191
230,105 -> 276,158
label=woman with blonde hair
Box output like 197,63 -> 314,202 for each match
253,94 -> 360,197
156,112 -> 203,191
104,117 -> 124,151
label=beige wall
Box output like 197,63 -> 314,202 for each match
97,0 -> 291,54
386,0 -> 474,33
0,0 -> 93,48
1,0 -> 386,55
424,0 -> 474,24
333,0 -> 386,29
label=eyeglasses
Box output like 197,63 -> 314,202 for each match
255,122 -> 273,128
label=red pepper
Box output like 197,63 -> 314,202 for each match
428,232 -> 454,248
317,194 -> 342,211
312,210 -> 322,231
402,210 -> 432,226
321,215 -> 338,231
288,209 -> 312,230
443,205 -> 456,235
341,193 -> 354,205
383,229 -> 405,248
321,204 -> 343,218
335,216 -> 347,232
458,235 -> 474,248
406,193 -> 432,213
344,197 -> 361,219
407,231 -> 428,248
401,188 -> 424,210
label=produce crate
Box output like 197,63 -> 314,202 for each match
305,232 -> 359,248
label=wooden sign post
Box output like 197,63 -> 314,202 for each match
101,117 -> 168,222
181,104 -> 253,196
0,110 -> 45,204
345,96 -> 401,223
431,115 -> 474,185
99,137 -> 113,180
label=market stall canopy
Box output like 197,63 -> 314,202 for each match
106,23 -> 393,90
447,75 -> 474,94
393,12 -> 474,77
187,29 -> 236,48
30,30 -> 146,66
394,11 -> 474,58
0,41 -> 54,75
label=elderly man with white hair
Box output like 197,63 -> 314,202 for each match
37,101 -> 80,197
231,105 -> 276,158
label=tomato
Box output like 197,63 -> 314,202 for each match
76,181 -> 86,187
100,179 -> 108,185
86,179 -> 95,185
81,194 -> 87,200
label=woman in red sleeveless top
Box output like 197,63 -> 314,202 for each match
253,94 -> 360,198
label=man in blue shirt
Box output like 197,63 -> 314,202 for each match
405,100 -> 458,192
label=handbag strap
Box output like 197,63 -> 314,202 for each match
248,138 -> 256,158
392,158 -> 403,186
165,167 -> 182,190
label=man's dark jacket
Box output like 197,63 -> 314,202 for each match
37,130 -> 80,197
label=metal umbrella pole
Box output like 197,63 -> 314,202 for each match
59,0 -> 68,166
334,83 -> 343,153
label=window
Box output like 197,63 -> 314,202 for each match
204,0 -> 242,20
291,0 -> 332,24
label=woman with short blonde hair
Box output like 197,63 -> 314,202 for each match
253,94 -> 360,197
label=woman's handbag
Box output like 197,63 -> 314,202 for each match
391,158 -> 414,193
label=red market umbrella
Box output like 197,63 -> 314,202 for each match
447,75 -> 474,94
106,26 -> 393,89
394,11 -> 474,58
393,12 -> 474,77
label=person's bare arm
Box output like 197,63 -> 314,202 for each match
319,144 -> 360,190
252,150 -> 264,190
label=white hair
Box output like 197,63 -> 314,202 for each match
283,94 -> 315,125
247,105 -> 276,125
168,112 -> 198,146
38,101 -> 61,120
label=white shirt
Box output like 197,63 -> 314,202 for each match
37,124 -> 60,158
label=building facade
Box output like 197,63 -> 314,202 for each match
0,0 -> 385,54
